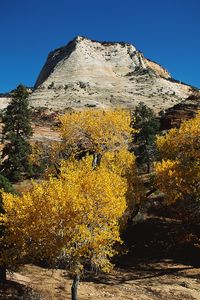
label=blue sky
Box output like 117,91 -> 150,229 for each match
0,0 -> 200,93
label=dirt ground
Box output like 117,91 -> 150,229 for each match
0,260 -> 199,300
1,218 -> 200,299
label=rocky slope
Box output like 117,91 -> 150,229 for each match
29,36 -> 196,111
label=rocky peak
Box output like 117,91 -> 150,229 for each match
30,36 -> 197,111
35,36 -> 170,89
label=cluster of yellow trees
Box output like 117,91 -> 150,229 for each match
0,109 -> 142,299
0,108 -> 199,299
156,112 -> 200,205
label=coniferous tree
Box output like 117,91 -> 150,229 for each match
1,85 -> 33,182
132,102 -> 160,173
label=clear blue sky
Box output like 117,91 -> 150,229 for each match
1,0 -> 200,93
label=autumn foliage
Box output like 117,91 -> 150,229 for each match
1,104 -> 200,299
0,108 -> 143,289
155,112 -> 200,205
58,109 -> 132,154
0,151 -> 134,272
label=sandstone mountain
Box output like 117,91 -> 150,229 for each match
0,36 -> 199,112
29,36 -> 197,111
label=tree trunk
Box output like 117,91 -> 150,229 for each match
71,274 -> 80,300
147,162 -> 151,173
0,265 -> 6,283
92,153 -> 102,169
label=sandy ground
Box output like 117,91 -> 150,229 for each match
0,260 -> 199,300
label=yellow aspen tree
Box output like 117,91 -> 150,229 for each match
1,108 -> 144,299
155,112 -> 200,205
0,153 -> 129,299
30,109 -> 134,176
29,109 -> 142,210
57,108 -> 134,172
57,108 -> 144,213
58,109 -> 132,155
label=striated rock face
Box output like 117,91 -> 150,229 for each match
29,36 -> 197,111
160,94 -> 200,130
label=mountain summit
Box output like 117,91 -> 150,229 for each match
30,36 -> 195,111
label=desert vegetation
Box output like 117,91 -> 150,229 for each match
0,86 -> 200,299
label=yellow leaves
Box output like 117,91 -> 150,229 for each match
30,108 -> 137,178
1,108 -> 144,274
156,112 -> 200,161
58,109 -> 133,154
29,141 -> 44,164
155,113 -> 200,204
155,159 -> 177,175
0,153 -> 129,270
102,149 -> 134,176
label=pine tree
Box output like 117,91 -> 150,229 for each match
1,85 -> 33,182
132,102 -> 160,173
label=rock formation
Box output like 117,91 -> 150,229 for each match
160,93 -> 200,130
30,36 -> 196,111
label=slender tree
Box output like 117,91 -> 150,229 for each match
1,85 -> 32,182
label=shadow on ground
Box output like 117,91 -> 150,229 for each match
83,217 -> 200,286
0,280 -> 42,300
